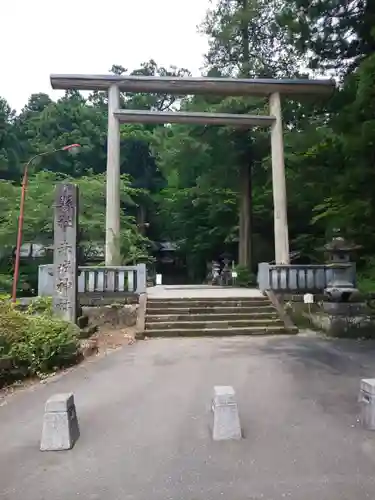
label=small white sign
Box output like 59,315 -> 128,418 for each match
303,293 -> 314,304
231,271 -> 238,278
156,274 -> 162,285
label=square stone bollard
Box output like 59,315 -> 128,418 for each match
212,386 -> 242,441
359,379 -> 375,430
40,393 -> 80,451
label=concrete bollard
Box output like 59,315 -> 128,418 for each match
359,379 -> 375,430
40,393 -> 80,451
212,386 -> 242,441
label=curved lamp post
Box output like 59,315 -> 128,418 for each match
11,144 -> 81,302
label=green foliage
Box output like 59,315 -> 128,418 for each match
234,265 -> 256,287
0,170 -> 151,264
0,274 -> 13,293
0,301 -> 30,346
357,257 -> 375,293
26,296 -> 53,316
9,316 -> 79,375
201,0 -> 300,78
278,0 -> 375,73
0,60 -> 202,278
0,300 -> 79,384
151,0 -> 375,278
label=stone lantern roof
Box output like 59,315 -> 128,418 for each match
323,236 -> 362,253
318,229 -> 362,255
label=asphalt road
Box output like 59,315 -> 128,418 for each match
1,334 -> 375,500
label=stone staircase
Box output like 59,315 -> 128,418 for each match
144,295 -> 292,337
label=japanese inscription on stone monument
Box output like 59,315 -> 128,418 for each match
53,183 -> 79,323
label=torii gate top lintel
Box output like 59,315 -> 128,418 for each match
50,74 -> 335,97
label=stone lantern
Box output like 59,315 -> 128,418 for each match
322,231 -> 363,314
220,252 -> 233,286
311,231 -> 373,338
211,261 -> 221,286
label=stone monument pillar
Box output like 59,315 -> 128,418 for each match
53,183 -> 79,323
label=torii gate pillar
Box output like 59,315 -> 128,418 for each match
269,92 -> 290,265
105,84 -> 121,265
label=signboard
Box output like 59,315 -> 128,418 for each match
303,293 -> 314,304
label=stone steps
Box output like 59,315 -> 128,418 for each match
147,306 -> 276,315
147,312 -> 279,322
147,319 -> 283,330
148,299 -> 268,308
144,294 -> 292,337
145,326 -> 287,337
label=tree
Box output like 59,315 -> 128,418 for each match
309,53 -> 375,249
201,0 -> 301,77
279,0 -> 375,73
0,98 -> 22,181
21,91 -> 108,178
0,171 -> 150,263
196,0 -> 305,268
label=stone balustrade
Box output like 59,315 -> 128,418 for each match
38,264 -> 146,297
257,262 -> 356,293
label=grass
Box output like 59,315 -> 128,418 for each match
357,275 -> 375,294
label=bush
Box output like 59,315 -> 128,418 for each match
357,256 -> 375,292
0,274 -> 13,293
26,296 -> 53,316
0,299 -> 80,385
10,316 -> 80,375
234,265 -> 257,287
0,302 -> 30,346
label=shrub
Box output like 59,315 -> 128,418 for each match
26,296 -> 53,316
357,257 -> 375,292
0,274 -> 12,294
0,300 -> 80,385
234,265 -> 257,287
10,316 -> 80,375
0,301 -> 30,346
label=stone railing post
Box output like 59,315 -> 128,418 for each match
257,262 -> 270,292
38,264 -> 54,296
136,263 -> 146,294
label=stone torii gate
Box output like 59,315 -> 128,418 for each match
50,74 -> 335,267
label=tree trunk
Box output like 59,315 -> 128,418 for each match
137,204 -> 146,235
240,0 -> 250,75
238,163 -> 252,268
237,0 -> 253,270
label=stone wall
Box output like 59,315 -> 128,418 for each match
82,304 -> 138,329
284,299 -> 375,338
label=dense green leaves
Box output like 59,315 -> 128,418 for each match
201,0 -> 301,77
279,0 -> 375,73
0,170 -> 149,263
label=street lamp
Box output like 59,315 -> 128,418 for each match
11,144 -> 81,302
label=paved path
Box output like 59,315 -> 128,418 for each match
147,284 -> 263,299
2,335 -> 375,499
